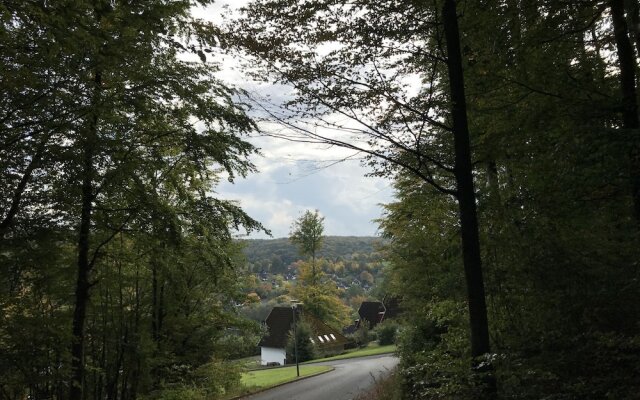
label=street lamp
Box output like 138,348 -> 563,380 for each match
291,301 -> 302,377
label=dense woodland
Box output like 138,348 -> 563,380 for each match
241,236 -> 385,270
2,0 -> 640,400
1,2 -> 262,399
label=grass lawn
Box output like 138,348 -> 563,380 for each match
306,343 -> 396,363
232,355 -> 260,369
241,365 -> 332,389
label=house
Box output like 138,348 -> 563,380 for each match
382,295 -> 402,320
353,297 -> 403,331
357,301 -> 386,329
259,306 -> 349,365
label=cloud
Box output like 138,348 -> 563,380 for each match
196,1 -> 396,238
218,146 -> 393,238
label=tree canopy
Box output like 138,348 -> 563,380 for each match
1,1 -> 263,399
289,209 -> 325,279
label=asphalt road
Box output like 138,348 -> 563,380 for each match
243,354 -> 399,400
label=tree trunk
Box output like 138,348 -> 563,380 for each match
625,0 -> 640,57
69,70 -> 101,400
152,255 -> 159,341
442,0 -> 496,397
611,0 -> 640,225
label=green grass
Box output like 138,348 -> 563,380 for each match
232,355 -> 260,369
241,365 -> 332,389
305,344 -> 396,363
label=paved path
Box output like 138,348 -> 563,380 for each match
243,354 -> 398,400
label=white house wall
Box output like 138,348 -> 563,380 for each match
260,346 -> 286,365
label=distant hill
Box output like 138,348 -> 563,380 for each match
240,236 -> 387,267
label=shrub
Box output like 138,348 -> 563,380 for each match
355,323 -> 373,348
375,320 -> 400,345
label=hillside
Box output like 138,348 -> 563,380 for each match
240,236 -> 387,268
237,236 -> 391,324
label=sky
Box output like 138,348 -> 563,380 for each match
194,2 -> 395,239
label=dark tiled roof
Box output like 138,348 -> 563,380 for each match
258,307 -> 296,348
358,301 -> 386,328
259,306 -> 349,349
305,314 -> 349,348
382,295 -> 402,320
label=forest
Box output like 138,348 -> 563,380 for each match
2,0 -> 640,399
241,236 -> 385,270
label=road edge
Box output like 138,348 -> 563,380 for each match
230,366 -> 335,400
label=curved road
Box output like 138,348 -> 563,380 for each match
243,354 -> 398,400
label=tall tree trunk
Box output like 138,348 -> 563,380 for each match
625,0 -> 640,57
442,0 -> 496,397
152,255 -> 159,341
611,0 -> 640,225
69,70 -> 102,400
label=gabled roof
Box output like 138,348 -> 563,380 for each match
304,313 -> 349,348
259,306 -> 296,348
358,301 -> 386,328
259,306 -> 349,349
382,295 -> 402,320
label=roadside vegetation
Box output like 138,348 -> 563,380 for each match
304,344 -> 396,364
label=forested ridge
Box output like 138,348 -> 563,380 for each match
3,0 -> 640,400
241,236 -> 385,267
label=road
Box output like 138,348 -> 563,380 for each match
242,354 -> 399,400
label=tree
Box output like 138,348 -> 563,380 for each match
375,0 -> 640,397
359,271 -> 374,286
286,320 -> 316,363
1,1 -> 264,398
610,0 -> 640,224
293,261 -> 351,329
289,210 -> 324,281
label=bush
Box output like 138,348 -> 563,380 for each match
143,360 -> 241,400
354,370 -> 402,400
375,320 -> 399,345
355,323 -> 373,348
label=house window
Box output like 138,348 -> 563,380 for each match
324,335 -> 331,342
310,338 -> 315,344
330,334 -> 336,340
317,335 -> 324,343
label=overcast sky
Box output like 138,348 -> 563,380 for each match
195,2 -> 394,239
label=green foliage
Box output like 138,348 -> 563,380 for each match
286,320 -> 317,363
241,236 -> 386,269
354,324 -> 373,348
375,320 -> 399,346
354,371 -> 402,400
0,1 -> 264,399
293,261 -> 351,329
289,210 -> 325,279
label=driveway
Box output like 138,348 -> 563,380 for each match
242,354 -> 399,400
